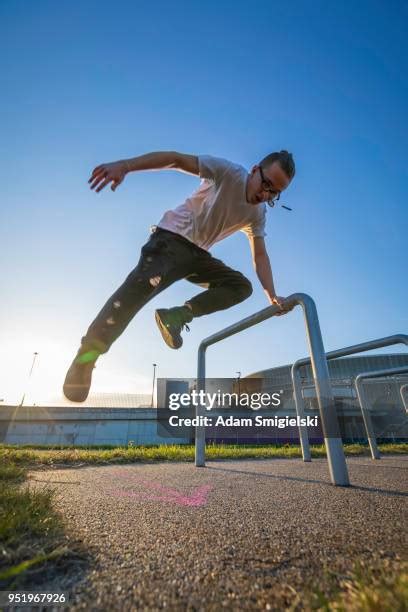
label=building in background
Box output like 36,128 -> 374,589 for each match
244,354 -> 408,442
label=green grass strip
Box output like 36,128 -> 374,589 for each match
0,442 -> 407,467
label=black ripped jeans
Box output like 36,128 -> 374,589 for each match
81,228 -> 253,353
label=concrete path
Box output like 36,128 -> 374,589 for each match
31,456 -> 408,610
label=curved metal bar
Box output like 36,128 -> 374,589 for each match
294,335 -> 408,369
400,384 -> 408,412
196,293 -> 350,486
354,366 -> 408,459
291,335 -> 408,462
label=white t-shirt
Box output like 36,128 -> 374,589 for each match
157,155 -> 266,250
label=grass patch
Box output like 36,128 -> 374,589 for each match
303,558 -> 408,611
0,462 -> 85,589
0,463 -> 26,482
0,442 -> 406,468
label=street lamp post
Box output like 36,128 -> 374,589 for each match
19,352 -> 39,407
151,363 -> 157,408
236,371 -> 241,397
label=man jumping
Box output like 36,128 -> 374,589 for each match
63,150 -> 295,402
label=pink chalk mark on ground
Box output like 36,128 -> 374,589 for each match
106,470 -> 213,507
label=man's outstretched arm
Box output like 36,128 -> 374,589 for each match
88,151 -> 199,193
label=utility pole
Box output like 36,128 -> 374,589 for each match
236,371 -> 241,397
151,363 -> 157,408
19,352 -> 39,407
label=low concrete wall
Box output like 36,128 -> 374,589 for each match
0,405 -> 189,446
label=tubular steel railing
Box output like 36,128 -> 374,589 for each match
354,367 -> 408,459
400,384 -> 408,412
196,293 -> 350,487
291,335 -> 408,462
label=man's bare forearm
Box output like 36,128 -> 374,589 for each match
254,253 -> 277,303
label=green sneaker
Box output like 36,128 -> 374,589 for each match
155,306 -> 193,349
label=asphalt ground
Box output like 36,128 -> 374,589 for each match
29,456 -> 407,611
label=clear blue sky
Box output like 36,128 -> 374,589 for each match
1,0 -> 407,403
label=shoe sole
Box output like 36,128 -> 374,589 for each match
63,383 -> 90,403
155,309 -> 183,349
62,361 -> 94,402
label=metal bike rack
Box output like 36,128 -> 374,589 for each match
355,366 -> 408,459
196,293 -> 350,487
291,335 -> 408,462
400,384 -> 408,412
